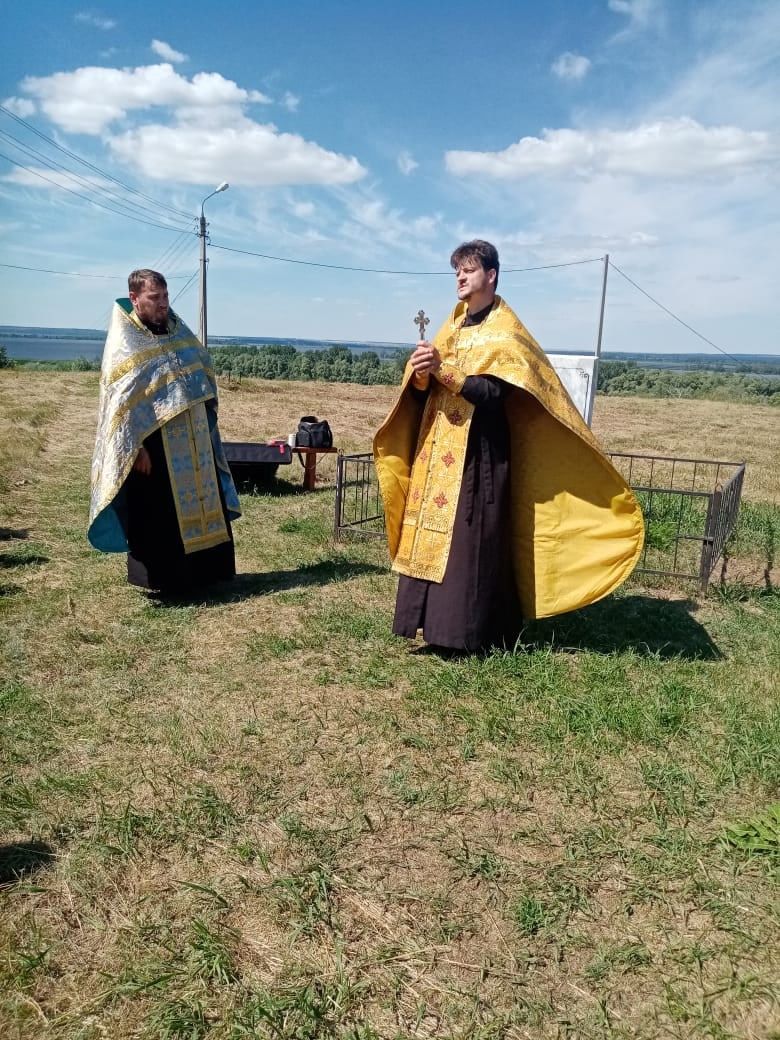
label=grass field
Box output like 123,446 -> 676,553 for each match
1,372 -> 778,1040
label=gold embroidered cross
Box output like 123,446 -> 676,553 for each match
413,309 -> 430,340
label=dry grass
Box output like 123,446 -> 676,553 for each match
1,372 -> 778,1040
593,396 -> 780,504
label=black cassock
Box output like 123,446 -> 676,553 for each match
124,427 -> 235,594
392,367 -> 522,652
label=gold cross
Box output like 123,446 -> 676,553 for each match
413,309 -> 430,340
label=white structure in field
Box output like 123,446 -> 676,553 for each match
547,353 -> 598,427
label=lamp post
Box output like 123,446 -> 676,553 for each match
586,253 -> 609,428
198,181 -> 229,349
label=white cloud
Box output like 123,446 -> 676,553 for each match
108,116 -> 366,187
446,119 -> 777,180
607,0 -> 658,27
20,63 -> 271,134
2,96 -> 36,117
647,5 -> 780,132
551,52 -> 592,81
339,193 -> 440,255
281,91 -> 300,112
151,40 -> 188,64
607,0 -> 663,41
13,59 -> 365,190
397,150 -> 418,175
74,11 -> 116,30
291,200 -> 315,218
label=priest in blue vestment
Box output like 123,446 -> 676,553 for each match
88,269 -> 241,593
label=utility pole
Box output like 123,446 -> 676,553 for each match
198,208 -> 208,348
587,253 -> 609,427
198,182 -> 229,349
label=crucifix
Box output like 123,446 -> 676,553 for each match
413,309 -> 430,341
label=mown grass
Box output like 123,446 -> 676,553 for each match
0,373 -> 778,1039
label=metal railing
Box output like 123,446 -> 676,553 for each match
605,453 -> 745,591
334,450 -> 746,592
334,452 -> 386,540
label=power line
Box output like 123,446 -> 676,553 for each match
0,103 -> 195,222
162,232 -> 199,273
172,270 -> 199,304
209,241 -> 604,275
608,260 -> 742,364
152,229 -> 198,271
0,128 -> 195,230
0,262 -> 191,279
505,257 -> 603,274
0,150 -> 191,233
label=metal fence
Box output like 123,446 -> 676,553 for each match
334,452 -> 386,539
334,450 -> 746,592
606,452 -> 745,591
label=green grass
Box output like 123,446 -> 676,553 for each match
1,378 -> 779,1039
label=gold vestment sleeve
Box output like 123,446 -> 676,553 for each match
434,362 -> 467,394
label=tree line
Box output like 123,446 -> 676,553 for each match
3,344 -> 778,406
210,343 -> 409,385
597,360 -> 780,406
214,349 -> 780,404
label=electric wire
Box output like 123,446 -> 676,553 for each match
0,128 -> 194,229
0,103 -> 195,222
172,270 -> 199,304
0,150 -> 191,232
208,241 -> 604,275
1,242 -> 748,364
0,262 -> 190,279
608,260 -> 742,365
151,229 -> 197,272
161,234 -> 199,275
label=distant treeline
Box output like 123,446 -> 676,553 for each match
3,344 -> 779,405
597,360 -> 780,405
1,350 -> 96,372
207,346 -> 780,405
605,353 -> 780,375
210,343 -> 409,385
1,342 -> 410,383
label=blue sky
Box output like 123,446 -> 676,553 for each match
1,0 -> 778,355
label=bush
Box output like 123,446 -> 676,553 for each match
71,356 -> 99,372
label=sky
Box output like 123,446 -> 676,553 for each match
1,0 -> 778,355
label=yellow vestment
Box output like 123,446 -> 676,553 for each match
373,296 -> 644,620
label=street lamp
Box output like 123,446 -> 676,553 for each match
198,181 -> 229,349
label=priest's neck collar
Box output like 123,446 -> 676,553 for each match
463,298 -> 496,327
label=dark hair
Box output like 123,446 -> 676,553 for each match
450,240 -> 499,287
128,268 -> 167,294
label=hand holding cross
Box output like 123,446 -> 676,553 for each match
409,308 -> 439,380
413,309 -> 430,341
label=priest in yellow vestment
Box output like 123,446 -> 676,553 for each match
374,241 -> 643,650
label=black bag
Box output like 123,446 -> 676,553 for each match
295,415 -> 333,449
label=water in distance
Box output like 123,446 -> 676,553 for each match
0,326 -> 411,362
2,326 -> 778,375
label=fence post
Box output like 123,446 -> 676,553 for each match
699,489 -> 721,593
334,451 -> 344,541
